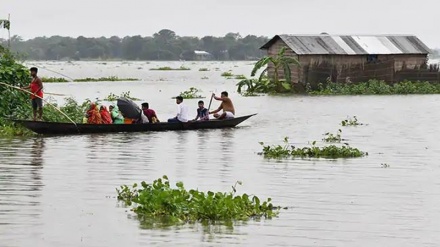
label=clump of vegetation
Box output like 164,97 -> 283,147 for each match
0,47 -> 34,135
201,76 -> 209,80
116,176 -> 280,227
236,47 -> 300,95
250,47 -> 300,93
322,129 -> 342,143
42,97 -> 91,123
0,45 -> 92,136
73,76 -> 139,82
309,79 -> 440,95
176,87 -> 204,99
42,77 -> 69,83
104,91 -> 140,101
237,78 -> 271,96
234,75 -> 246,80
259,137 -> 366,159
341,116 -> 363,126
199,68 -> 209,71
221,71 -> 234,77
150,66 -> 191,71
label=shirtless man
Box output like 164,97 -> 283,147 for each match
209,91 -> 235,119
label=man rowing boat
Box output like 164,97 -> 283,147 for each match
209,91 -> 235,119
22,67 -> 43,121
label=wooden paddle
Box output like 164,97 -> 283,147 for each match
207,93 -> 214,113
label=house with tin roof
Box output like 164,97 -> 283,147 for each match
260,34 -> 432,86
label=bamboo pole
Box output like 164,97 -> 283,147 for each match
0,81 -> 78,126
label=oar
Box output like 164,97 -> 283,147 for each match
207,93 -> 214,113
0,82 -> 78,126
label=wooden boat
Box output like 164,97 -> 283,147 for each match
13,114 -> 256,135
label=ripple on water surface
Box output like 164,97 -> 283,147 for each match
1,62 -> 440,246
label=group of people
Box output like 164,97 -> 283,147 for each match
23,67 -> 236,124
84,104 -> 125,124
84,91 -> 235,125
167,91 -> 235,123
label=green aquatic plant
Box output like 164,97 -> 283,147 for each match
73,76 -> 139,82
199,68 -> 209,71
116,176 -> 280,227
104,91 -> 140,101
176,87 -> 204,99
309,79 -> 440,95
322,129 -> 342,143
221,71 -> 234,77
41,77 -> 69,83
259,137 -> 366,159
341,116 -> 363,126
234,75 -> 247,80
150,66 -> 191,71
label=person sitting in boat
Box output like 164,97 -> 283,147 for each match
141,102 -> 160,123
86,103 -> 102,124
192,100 -> 209,121
209,91 -> 235,120
109,105 -> 124,124
100,106 -> 113,124
168,96 -> 190,123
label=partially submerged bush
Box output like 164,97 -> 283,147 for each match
221,71 -> 233,77
309,79 -> 440,95
117,176 -> 280,227
259,137 -> 366,159
322,129 -> 342,143
236,78 -> 278,96
176,87 -> 204,99
150,66 -> 190,71
234,75 -> 246,80
104,91 -> 140,101
42,77 -> 69,83
73,76 -> 139,82
341,116 -> 363,126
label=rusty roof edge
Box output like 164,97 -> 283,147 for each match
259,35 -> 282,50
260,34 -> 430,55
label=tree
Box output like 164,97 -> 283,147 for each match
251,47 -> 300,92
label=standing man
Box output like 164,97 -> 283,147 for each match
209,91 -> 235,119
22,67 -> 43,121
168,96 -> 190,123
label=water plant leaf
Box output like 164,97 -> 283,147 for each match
116,176 -> 281,227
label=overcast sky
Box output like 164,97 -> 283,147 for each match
2,0 -> 440,47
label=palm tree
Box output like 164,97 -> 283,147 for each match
251,47 -> 300,92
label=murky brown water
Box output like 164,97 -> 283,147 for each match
1,61 -> 440,246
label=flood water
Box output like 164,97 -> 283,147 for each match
1,61 -> 440,247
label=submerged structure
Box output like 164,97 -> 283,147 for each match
261,34 -> 433,88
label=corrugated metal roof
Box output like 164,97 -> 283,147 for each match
261,35 -> 431,55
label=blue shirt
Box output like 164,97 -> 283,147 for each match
197,108 -> 209,120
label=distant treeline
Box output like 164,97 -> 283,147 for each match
0,29 -> 269,61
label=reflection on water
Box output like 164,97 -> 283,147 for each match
1,62 -> 440,246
